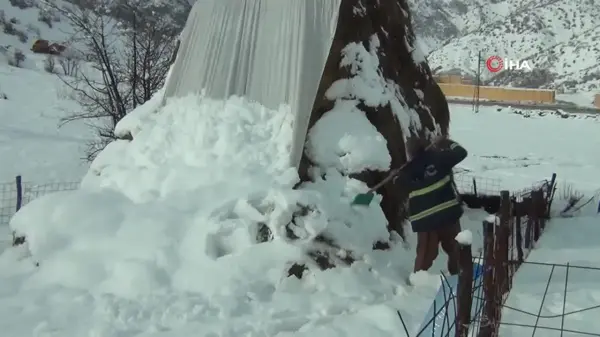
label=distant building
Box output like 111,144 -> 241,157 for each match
433,69 -> 477,85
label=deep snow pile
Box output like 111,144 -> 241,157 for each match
2,89 -> 430,336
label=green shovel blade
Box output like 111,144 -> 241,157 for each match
351,191 -> 374,206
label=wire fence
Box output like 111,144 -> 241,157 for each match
0,175 -> 79,226
494,261 -> 600,337
395,172 -> 600,337
453,171 -> 502,197
2,172 -> 599,336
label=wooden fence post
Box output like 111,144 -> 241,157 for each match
498,190 -> 511,294
457,240 -> 473,337
478,220 -> 495,337
15,175 -> 22,212
545,173 -> 557,218
525,195 -> 533,249
533,189 -> 546,232
12,175 -> 26,247
531,190 -> 541,242
514,205 -> 524,264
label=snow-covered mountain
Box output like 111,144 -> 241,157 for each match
3,0 -> 599,91
409,0 -> 600,91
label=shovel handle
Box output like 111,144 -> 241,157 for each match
369,167 -> 402,192
368,140 -> 439,193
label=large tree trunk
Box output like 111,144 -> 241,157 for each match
299,0 -> 450,239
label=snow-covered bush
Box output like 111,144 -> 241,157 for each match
37,6 -> 61,28
2,18 -> 28,43
9,0 -> 36,10
37,9 -> 53,28
43,55 -> 56,73
556,182 -> 599,217
25,23 -> 41,38
7,49 -> 26,67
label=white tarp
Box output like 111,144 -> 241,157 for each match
163,0 -> 342,169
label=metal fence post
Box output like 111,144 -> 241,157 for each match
15,175 -> 22,212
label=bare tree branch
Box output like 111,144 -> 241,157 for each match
41,0 -> 184,161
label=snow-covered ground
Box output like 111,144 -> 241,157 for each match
0,92 -> 481,337
0,0 -> 77,70
0,63 -> 91,251
0,90 -> 598,336
2,1 -> 599,335
500,202 -> 600,336
556,92 -> 598,108
451,106 -> 600,192
0,64 -> 93,183
0,0 -> 72,50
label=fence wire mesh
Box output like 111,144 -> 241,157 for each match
0,178 -> 79,225
395,260 -> 486,337
453,171 -> 502,196
485,261 -> 600,337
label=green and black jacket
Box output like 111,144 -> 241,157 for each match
396,140 -> 468,232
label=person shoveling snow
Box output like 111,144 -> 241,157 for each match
398,137 -> 467,276
352,135 -> 467,276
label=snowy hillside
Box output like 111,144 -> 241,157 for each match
413,0 -> 600,90
408,0 -> 521,53
0,0 -> 72,64
4,0 -> 599,91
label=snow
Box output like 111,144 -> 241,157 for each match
324,36 -> 425,151
450,106 -> 600,192
421,0 -> 600,91
2,15 -> 600,335
306,100 -> 390,174
485,215 -> 499,224
411,35 -> 427,64
0,64 -> 93,183
455,230 -> 473,245
500,207 -> 600,336
85,93 -> 295,203
0,0 -> 74,50
1,2 -> 600,334
0,0 -> 80,74
556,92 -> 597,108
2,80 -> 600,335
162,0 -> 342,169
0,87 -> 498,336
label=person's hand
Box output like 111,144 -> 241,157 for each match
426,134 -> 446,150
432,133 -> 448,144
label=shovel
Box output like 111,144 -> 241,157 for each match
350,167 -> 402,206
351,141 -> 439,206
